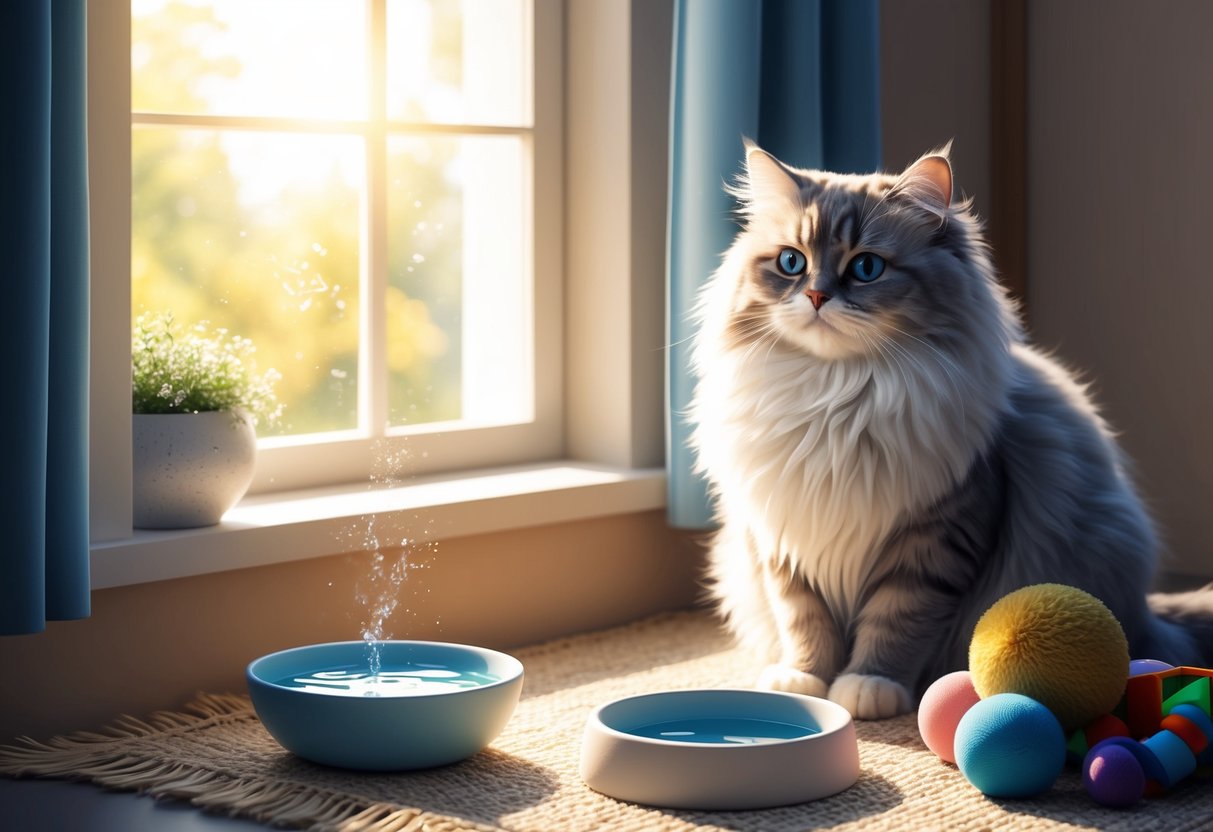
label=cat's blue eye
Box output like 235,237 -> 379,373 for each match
847,252 -> 886,283
776,248 -> 807,276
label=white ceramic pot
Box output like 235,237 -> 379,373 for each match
132,410 -> 257,529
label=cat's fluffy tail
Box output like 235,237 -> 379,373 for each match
1148,585 -> 1213,667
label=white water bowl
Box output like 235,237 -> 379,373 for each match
580,689 -> 859,809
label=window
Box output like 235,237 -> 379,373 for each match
125,0 -> 562,494
88,0 -> 665,574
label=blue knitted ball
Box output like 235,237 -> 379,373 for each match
954,693 -> 1066,797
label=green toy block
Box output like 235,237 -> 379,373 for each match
1162,676 -> 1210,716
1067,728 -> 1088,759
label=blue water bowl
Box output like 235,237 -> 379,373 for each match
247,640 -> 523,771
580,689 -> 859,809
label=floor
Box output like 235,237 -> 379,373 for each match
0,778 -> 269,831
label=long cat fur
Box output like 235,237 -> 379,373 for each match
689,142 -> 1213,719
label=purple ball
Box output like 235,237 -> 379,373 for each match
1128,659 -> 1174,677
1084,743 -> 1146,808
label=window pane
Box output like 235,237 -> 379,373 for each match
132,0 -> 367,120
387,0 -> 529,126
132,126 -> 363,436
387,135 -> 529,428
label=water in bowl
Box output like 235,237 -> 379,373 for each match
629,717 -> 819,745
277,664 -> 500,697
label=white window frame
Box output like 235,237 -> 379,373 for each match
119,0 -> 563,496
87,0 -> 669,586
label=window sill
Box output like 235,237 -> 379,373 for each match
90,462 -> 667,590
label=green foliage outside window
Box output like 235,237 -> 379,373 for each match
132,2 -> 463,437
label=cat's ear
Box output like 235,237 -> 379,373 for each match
889,144 -> 953,222
740,141 -> 803,215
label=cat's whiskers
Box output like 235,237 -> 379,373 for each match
863,326 -> 928,383
856,330 -> 913,395
729,314 -> 786,367
663,331 -> 698,351
882,325 -> 969,398
864,327 -> 942,417
880,323 -> 970,436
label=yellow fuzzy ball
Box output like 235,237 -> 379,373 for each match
969,584 -> 1129,732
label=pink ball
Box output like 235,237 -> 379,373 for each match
918,670 -> 981,763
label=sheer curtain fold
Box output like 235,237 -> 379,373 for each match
0,0 -> 91,635
666,0 -> 881,529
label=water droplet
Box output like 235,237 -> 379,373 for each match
411,254 -> 425,264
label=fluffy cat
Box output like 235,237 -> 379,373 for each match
689,142 -> 1213,719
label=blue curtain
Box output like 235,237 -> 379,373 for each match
666,0 -> 881,528
0,0 -> 91,634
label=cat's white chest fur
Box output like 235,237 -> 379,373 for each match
693,344 -> 985,609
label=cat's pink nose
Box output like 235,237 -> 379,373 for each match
805,289 -> 831,310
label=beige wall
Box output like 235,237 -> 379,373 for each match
883,0 -> 1213,582
880,0 -> 991,218
0,512 -> 702,740
1027,0 -> 1213,580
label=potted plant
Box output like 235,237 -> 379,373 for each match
131,312 -> 282,529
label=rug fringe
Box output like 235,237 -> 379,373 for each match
0,691 -> 255,777
335,804 -> 494,832
0,691 -> 497,832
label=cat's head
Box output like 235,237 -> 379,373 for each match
716,142 -> 1012,362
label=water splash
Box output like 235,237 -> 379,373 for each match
349,439 -> 440,685
355,517 -> 411,680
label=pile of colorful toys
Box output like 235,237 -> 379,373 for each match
1075,663 -> 1213,807
917,583 -> 1213,807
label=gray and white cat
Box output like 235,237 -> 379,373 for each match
689,142 -> 1213,719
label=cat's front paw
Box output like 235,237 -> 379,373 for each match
828,673 -> 912,719
756,664 -> 829,698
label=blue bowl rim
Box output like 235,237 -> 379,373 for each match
246,639 -> 524,700
587,688 -> 854,749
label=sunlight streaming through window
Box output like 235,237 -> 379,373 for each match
131,0 -> 533,442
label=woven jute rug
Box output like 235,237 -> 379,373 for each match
3,611 -> 1212,831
